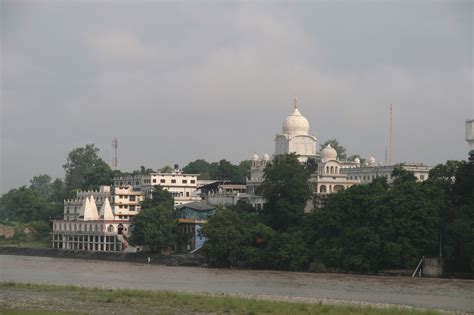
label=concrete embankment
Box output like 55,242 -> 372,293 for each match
0,246 -> 206,267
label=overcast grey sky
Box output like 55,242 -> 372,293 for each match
1,0 -> 473,193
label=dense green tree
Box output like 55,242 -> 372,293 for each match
260,153 -> 312,230
129,187 -> 176,252
29,175 -> 52,199
429,160 -> 463,184
391,164 -> 417,185
63,144 -> 113,196
0,187 -> 55,222
320,139 -> 347,160
201,207 -> 273,268
159,165 -> 174,173
307,174 -> 443,272
182,159 -> 251,182
265,231 -> 310,271
182,159 -> 214,179
49,178 -> 67,204
201,208 -> 255,267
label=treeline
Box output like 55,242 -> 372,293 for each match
0,144 -> 251,223
201,153 -> 474,275
182,159 -> 251,183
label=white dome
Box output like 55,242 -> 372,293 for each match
320,144 -> 338,161
354,157 -> 361,164
252,153 -> 259,161
263,153 -> 270,161
368,156 -> 376,165
282,104 -> 310,136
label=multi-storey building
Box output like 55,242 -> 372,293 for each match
63,185 -> 144,221
111,185 -> 144,221
113,168 -> 201,206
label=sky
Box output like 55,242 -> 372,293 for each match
1,0 -> 473,193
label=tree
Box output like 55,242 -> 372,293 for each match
182,159 -> 251,182
183,159 -> 214,179
129,187 -> 176,252
429,161 -> 463,184
0,186 -> 55,222
159,165 -> 174,173
320,139 -> 347,160
49,178 -> 66,204
260,153 -> 312,230
201,207 -> 272,268
29,175 -> 52,199
63,144 -> 113,196
391,164 -> 417,185
307,176 -> 443,272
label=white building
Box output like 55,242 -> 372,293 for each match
113,168 -> 201,206
246,153 -> 271,209
340,161 -> 431,184
63,186 -> 111,221
52,196 -> 131,251
274,98 -> 317,163
310,144 -> 360,209
63,185 -> 144,222
111,186 -> 144,221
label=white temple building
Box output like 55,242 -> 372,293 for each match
274,98 -> 317,162
246,98 -> 433,211
309,144 -> 360,209
51,195 -> 132,252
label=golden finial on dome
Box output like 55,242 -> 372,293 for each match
293,97 -> 298,109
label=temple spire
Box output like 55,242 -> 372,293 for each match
293,97 -> 299,109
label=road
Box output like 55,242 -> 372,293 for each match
1,255 -> 472,312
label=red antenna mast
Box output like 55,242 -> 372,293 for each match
112,138 -> 118,170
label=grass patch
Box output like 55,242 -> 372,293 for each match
0,282 -> 443,315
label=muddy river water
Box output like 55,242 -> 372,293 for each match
1,255 -> 473,312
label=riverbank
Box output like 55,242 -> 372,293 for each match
0,246 -> 205,267
0,282 -> 446,315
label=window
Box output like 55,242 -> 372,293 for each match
182,180 -> 187,184
136,181 -> 139,185
153,179 -> 156,183
171,179 -> 176,184
420,175 -> 425,180
186,192 -> 190,197
107,225 -> 114,232
190,180 -> 195,184
129,195 -> 136,201
130,205 -> 136,211
119,205 -> 123,209
160,179 -> 165,183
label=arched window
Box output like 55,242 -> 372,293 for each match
107,225 -> 114,232
320,185 -> 327,193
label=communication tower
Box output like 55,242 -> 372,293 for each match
112,138 -> 118,170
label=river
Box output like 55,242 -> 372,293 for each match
0,255 -> 472,312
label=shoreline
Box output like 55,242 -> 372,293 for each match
0,245 -> 206,267
1,246 -> 472,280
